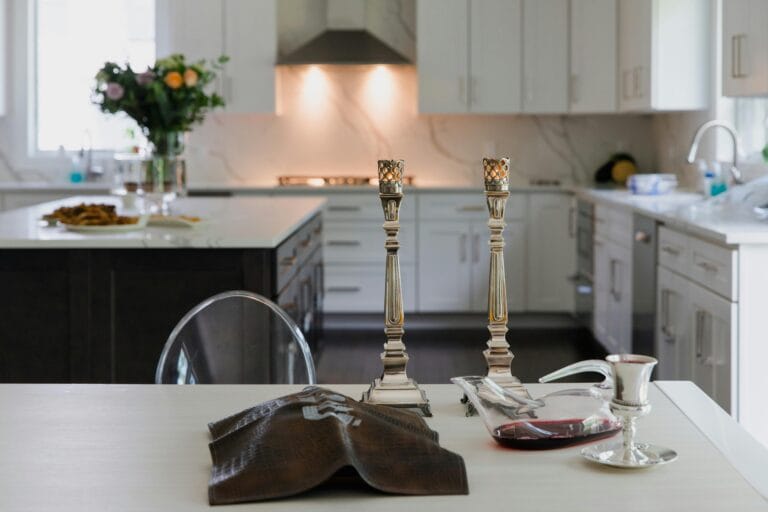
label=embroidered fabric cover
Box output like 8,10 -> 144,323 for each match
208,387 -> 468,504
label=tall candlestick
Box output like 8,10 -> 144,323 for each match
481,158 -> 527,394
361,160 -> 431,416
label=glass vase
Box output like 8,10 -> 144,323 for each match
143,132 -> 188,215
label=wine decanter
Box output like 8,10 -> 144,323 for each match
452,376 -> 621,450
540,354 -> 678,468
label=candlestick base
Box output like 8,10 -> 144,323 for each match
362,378 -> 432,417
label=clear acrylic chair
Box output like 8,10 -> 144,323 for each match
155,290 -> 317,385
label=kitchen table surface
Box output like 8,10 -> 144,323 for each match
0,195 -> 326,248
0,382 -> 765,511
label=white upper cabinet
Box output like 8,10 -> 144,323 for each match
417,0 -> 470,113
722,0 -> 768,97
470,0 -> 523,113
618,0 -> 710,112
418,0 -> 522,113
156,0 -> 276,113
570,0 -> 617,113
522,0 -> 569,113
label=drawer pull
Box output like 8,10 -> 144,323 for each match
280,255 -> 297,267
458,205 -> 485,212
328,206 -> 361,212
327,286 -> 361,293
327,240 -> 361,247
661,246 -> 681,256
300,235 -> 312,248
696,261 -> 718,273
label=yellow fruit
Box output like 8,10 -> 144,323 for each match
164,71 -> 183,89
612,160 -> 636,184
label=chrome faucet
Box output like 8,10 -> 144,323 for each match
686,120 -> 744,185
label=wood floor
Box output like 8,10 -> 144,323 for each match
316,314 -> 607,384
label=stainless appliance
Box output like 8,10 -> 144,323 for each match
632,214 -> 657,356
572,200 -> 594,327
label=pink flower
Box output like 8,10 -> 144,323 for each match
136,70 -> 155,86
105,82 -> 124,100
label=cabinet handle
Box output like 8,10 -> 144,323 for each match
694,309 -> 707,360
731,35 -> 739,78
735,34 -> 748,78
622,70 -> 632,100
470,76 -> 478,105
460,233 -> 468,263
327,286 -> 361,293
660,289 -> 675,343
326,240 -> 361,247
696,261 -> 718,273
472,233 -> 481,263
633,67 -> 641,98
458,205 -> 485,212
609,258 -> 617,299
300,235 -> 312,248
661,245 -> 680,256
568,205 -> 576,238
328,205 -> 361,212
569,74 -> 580,105
280,255 -> 297,267
223,75 -> 233,104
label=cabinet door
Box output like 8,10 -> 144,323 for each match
469,0 -> 522,113
223,0 -> 276,113
526,194 -> 575,311
655,267 -> 692,381
570,0 -> 617,113
417,0 -> 469,113
723,0 -> 768,97
522,0 -> 568,113
593,237 -> 610,349
606,241 -> 632,354
468,218 -> 527,312
418,221 -> 471,311
689,282 -> 736,414
617,0 -> 651,111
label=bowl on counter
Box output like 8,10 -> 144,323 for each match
627,174 -> 678,196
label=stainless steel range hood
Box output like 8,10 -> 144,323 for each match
277,0 -> 413,65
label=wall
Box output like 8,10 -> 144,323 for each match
184,65 -> 656,187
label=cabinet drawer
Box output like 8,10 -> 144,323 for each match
594,204 -> 632,247
419,193 -> 526,220
658,226 -> 690,276
324,193 -> 415,221
324,221 -> 416,264
324,264 -> 417,312
689,238 -> 737,300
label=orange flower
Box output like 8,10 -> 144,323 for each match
164,71 -> 183,89
183,69 -> 199,87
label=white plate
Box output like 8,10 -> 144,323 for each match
62,215 -> 149,234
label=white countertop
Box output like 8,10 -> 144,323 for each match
577,188 -> 768,245
0,195 -> 325,248
0,382 -> 764,511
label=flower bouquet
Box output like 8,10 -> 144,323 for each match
93,54 -> 227,212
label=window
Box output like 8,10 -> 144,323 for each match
35,0 -> 155,152
733,97 -> 768,162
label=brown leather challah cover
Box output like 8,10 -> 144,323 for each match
208,386 -> 468,504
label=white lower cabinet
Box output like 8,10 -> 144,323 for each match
324,264 -> 417,313
527,194 -> 576,311
593,236 -> 632,354
655,227 -> 737,415
418,220 -> 473,311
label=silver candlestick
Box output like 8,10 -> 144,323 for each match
361,160 -> 431,416
481,158 -> 527,394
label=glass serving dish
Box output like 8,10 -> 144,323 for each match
452,376 -> 621,450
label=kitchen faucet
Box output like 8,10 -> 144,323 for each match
686,120 -> 744,185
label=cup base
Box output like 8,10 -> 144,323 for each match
581,441 -> 678,469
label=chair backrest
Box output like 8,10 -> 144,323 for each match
155,290 -> 317,385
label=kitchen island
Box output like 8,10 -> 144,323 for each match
0,196 -> 325,383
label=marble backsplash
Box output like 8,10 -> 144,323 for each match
0,65 -> 661,187
184,66 -> 656,188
